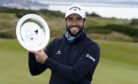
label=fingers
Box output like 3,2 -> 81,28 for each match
29,50 -> 43,55
29,50 -> 48,64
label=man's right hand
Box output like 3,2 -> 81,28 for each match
30,50 -> 48,64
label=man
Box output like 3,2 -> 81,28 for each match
28,4 -> 100,84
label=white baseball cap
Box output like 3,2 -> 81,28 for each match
65,4 -> 86,18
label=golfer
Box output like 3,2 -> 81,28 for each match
28,4 -> 100,84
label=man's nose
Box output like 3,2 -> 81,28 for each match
72,19 -> 77,26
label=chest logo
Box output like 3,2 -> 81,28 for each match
56,50 -> 62,55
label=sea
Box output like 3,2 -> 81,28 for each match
38,0 -> 138,19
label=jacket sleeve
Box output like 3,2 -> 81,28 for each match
44,43 -> 100,82
28,53 -> 48,75
28,39 -> 56,76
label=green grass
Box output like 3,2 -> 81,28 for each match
86,17 -> 129,27
0,39 -> 50,84
0,39 -> 138,84
93,40 -> 138,84
0,11 -> 137,41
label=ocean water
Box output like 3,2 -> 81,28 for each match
1,0 -> 138,19
47,3 -> 138,19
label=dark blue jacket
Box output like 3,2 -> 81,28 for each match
28,33 -> 100,84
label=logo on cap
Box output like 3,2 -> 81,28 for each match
69,6 -> 81,11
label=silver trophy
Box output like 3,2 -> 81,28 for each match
16,14 -> 50,51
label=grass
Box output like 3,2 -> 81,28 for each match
0,11 -> 137,42
93,40 -> 138,84
86,17 -> 129,27
0,39 -> 50,84
0,39 -> 138,84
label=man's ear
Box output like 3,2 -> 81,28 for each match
65,18 -> 67,21
83,18 -> 86,26
83,18 -> 86,21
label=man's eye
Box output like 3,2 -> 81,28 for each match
67,17 -> 82,21
76,17 -> 82,20
67,17 -> 73,20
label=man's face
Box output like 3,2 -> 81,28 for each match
66,13 -> 85,36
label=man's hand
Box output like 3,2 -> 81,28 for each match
30,50 -> 48,64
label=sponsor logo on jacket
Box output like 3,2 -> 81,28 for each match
86,53 -> 95,62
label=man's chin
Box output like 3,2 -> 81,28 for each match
69,30 -> 79,36
70,32 -> 78,36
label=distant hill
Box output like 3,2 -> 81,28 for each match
0,7 -> 138,42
